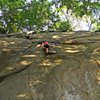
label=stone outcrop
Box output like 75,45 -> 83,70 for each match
0,32 -> 100,100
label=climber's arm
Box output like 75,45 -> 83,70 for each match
35,44 -> 42,49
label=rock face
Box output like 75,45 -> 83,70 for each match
0,32 -> 100,100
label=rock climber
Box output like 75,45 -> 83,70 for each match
35,41 -> 49,56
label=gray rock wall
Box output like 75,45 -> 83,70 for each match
0,32 -> 100,100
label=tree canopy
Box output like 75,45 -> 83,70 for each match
0,0 -> 99,33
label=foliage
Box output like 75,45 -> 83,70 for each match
52,0 -> 100,31
55,21 -> 72,32
96,22 -> 100,30
0,0 -> 99,33
0,0 -> 52,33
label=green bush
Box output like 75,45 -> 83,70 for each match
55,21 -> 72,32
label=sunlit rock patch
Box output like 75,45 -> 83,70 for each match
17,92 -> 31,99
96,69 -> 100,84
22,54 -> 36,58
62,45 -> 87,53
93,47 -> 100,55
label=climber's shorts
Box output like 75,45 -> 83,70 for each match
44,44 -> 49,48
